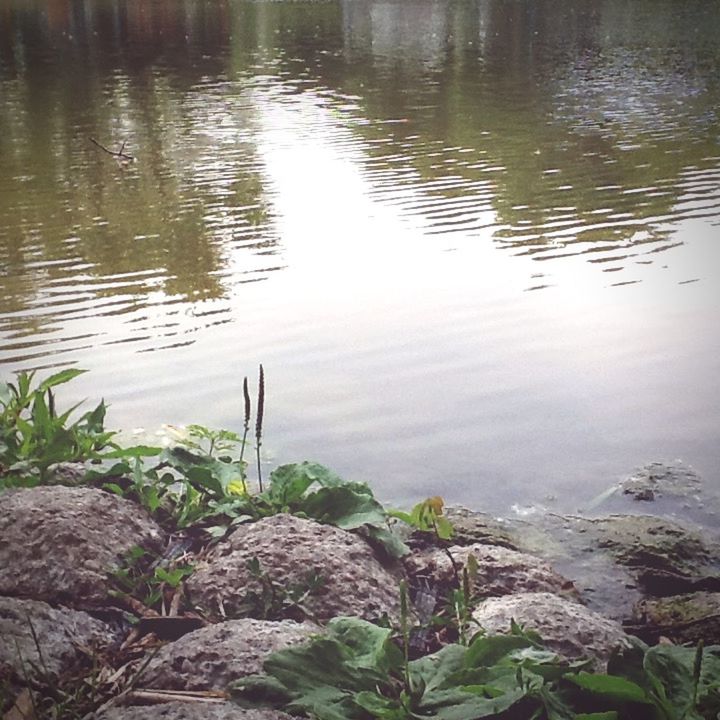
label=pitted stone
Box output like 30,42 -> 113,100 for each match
404,543 -> 576,600
186,514 -> 403,623
0,596 -> 117,679
140,618 -> 318,691
0,486 -> 164,605
472,592 -> 630,670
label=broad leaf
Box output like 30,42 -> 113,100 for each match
566,672 -> 650,704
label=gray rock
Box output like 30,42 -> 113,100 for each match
404,543 -> 576,600
186,514 -> 403,623
140,619 -> 318,691
97,702 -> 293,720
630,591 -> 720,645
590,514 -> 719,576
506,512 -> 720,623
44,461 -> 88,486
0,486 -> 165,606
0,596 -> 117,679
588,462 -> 720,528
443,507 -> 520,550
472,592 -> 630,670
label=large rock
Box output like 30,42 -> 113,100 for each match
589,462 -> 720,527
630,591 -> 720,645
0,486 -> 165,606
589,514 -> 719,576
140,619 -> 318,691
404,543 -> 576,601
443,507 -> 520,550
472,592 -> 630,670
97,703 -> 293,720
0,596 -> 117,679
186,514 -> 404,623
507,512 -> 720,622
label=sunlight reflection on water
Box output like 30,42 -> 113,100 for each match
0,0 -> 718,510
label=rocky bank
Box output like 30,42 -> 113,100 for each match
1,461 -> 718,719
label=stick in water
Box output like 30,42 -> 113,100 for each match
89,136 -> 134,161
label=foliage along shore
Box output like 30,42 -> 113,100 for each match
1,368 -> 719,720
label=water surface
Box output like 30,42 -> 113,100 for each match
1,0 -> 719,511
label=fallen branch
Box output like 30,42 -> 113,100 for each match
89,137 -> 134,161
126,689 -> 227,705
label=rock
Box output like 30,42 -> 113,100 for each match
590,515 -> 720,576
443,507 -> 520,550
630,591 -> 720,645
140,618 -> 318,691
505,512 -> 720,623
586,462 -> 720,528
186,514 -> 404,623
404,543 -> 576,601
0,596 -> 117,679
97,702 -> 293,720
472,592 -> 630,670
0,486 -> 165,606
44,461 -> 88,486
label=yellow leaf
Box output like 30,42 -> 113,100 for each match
426,496 -> 445,515
227,480 -> 247,496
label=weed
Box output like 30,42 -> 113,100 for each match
389,496 -> 454,541
110,545 -> 194,616
0,369 -> 116,489
235,556 -> 324,622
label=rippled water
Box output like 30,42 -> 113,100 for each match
1,0 -> 719,511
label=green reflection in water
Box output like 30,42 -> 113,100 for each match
0,0 -> 719,357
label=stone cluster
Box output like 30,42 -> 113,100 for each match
1,460 -> 718,719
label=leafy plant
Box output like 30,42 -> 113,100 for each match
235,556 -> 325,622
389,496 -> 454,541
230,618 -> 720,720
0,369 -> 117,489
230,616 -> 586,719
110,545 -> 194,614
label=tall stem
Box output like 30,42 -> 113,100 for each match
255,364 -> 265,492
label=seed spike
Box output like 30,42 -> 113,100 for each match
255,364 -> 265,492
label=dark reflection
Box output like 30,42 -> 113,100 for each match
337,0 -> 719,268
1,0 -> 719,363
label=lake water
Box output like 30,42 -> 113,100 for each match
1,0 -> 719,513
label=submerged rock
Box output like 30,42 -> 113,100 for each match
589,462 -> 720,527
404,543 -> 576,601
97,703 -> 293,720
589,514 -> 719,576
0,596 -> 117,679
630,591 -> 720,645
506,511 -> 720,623
472,592 -> 630,670
140,618 -> 318,691
0,486 -> 165,606
186,514 -> 404,623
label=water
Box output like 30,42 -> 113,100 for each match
1,0 -> 719,513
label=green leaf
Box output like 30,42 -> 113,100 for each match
464,633 -> 533,668
362,525 -> 410,559
301,484 -> 386,530
104,445 -> 163,458
566,672 -> 650,704
37,368 -> 87,392
0,382 -> 13,406
574,713 -> 620,720
103,482 -> 126,496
